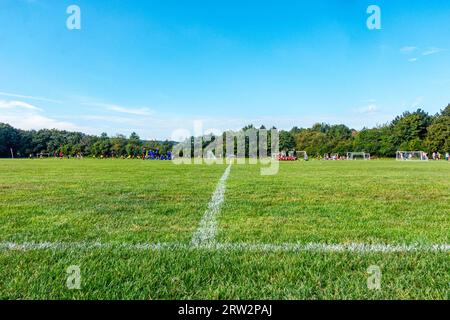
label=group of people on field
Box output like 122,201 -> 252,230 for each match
29,152 -> 84,159
416,152 -> 450,161
323,154 -> 348,161
277,151 -> 309,161
28,150 -> 173,160
26,150 -> 450,161
143,150 -> 172,160
431,152 -> 449,161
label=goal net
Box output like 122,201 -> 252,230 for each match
296,151 -> 308,160
396,151 -> 428,161
347,152 -> 370,160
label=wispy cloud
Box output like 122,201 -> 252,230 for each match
0,102 -> 394,140
0,91 -> 63,104
400,46 -> 417,54
108,105 -> 153,116
356,104 -> 379,114
0,113 -> 81,131
422,47 -> 445,56
83,102 -> 154,116
0,99 -> 82,131
70,115 -> 146,126
0,100 -> 43,111
411,96 -> 424,108
401,46 -> 445,62
401,96 -> 424,109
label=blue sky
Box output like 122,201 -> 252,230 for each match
0,0 -> 449,140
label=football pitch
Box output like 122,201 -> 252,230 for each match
0,159 -> 448,299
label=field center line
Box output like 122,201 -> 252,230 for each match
191,163 -> 232,247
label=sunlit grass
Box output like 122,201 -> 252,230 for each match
219,161 -> 450,244
0,159 -> 226,243
0,159 -> 448,299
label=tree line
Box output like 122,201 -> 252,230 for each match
0,105 -> 449,158
281,105 -> 449,157
0,127 -> 175,158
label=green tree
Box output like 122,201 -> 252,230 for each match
441,104 -> 450,117
111,134 -> 127,157
279,130 -> 295,151
295,130 -> 328,156
125,132 -> 142,156
425,115 -> 450,153
0,123 -> 20,157
390,109 -> 432,150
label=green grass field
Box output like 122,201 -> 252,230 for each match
0,159 -> 449,299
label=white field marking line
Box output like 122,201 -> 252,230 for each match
190,163 -> 232,246
0,241 -> 449,253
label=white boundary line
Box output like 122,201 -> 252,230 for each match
191,163 -> 232,246
2,161 -> 448,254
0,241 -> 448,253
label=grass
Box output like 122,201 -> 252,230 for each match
219,161 -> 449,244
0,158 -> 448,299
0,159 -> 226,243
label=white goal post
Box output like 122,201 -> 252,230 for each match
296,150 -> 308,160
347,152 -> 370,160
396,151 -> 428,161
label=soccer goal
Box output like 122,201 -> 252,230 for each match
347,152 -> 370,160
396,151 -> 428,161
296,150 -> 308,160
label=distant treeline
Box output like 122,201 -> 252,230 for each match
281,105 -> 450,157
0,128 -> 175,158
0,105 -> 449,158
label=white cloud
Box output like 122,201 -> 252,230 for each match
0,113 -> 81,131
401,96 -> 424,109
0,91 -> 62,104
108,105 -> 153,116
72,115 -> 145,126
400,46 -> 417,54
1,106 -> 396,141
356,104 -> 379,114
411,96 -> 424,108
83,102 -> 154,116
0,99 -> 82,131
422,47 -> 445,56
401,46 -> 445,62
0,100 -> 43,111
